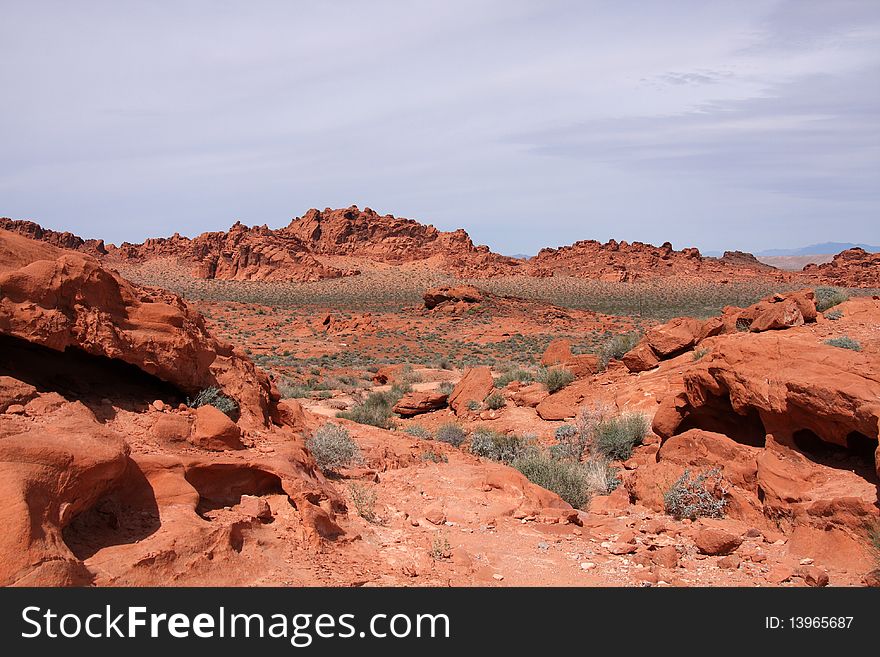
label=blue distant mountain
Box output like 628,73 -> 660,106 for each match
757,242 -> 880,256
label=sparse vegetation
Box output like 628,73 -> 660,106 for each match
815,286 -> 849,312
467,399 -> 481,411
512,449 -> 592,509
484,391 -> 506,410
824,336 -> 861,351
307,423 -> 362,473
692,347 -> 710,361
430,535 -> 451,560
824,309 -> 843,321
337,385 -> 407,428
549,424 -> 587,461
348,483 -> 381,523
868,521 -> 880,567
404,424 -> 432,439
598,331 -> 641,367
664,467 -> 728,520
582,457 -> 620,496
539,366 -> 575,393
593,413 -> 649,461
438,381 -> 455,395
421,449 -> 448,463
494,368 -> 535,388
469,429 -> 532,463
435,422 -> 467,447
187,386 -> 238,418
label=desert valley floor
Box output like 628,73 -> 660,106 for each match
0,209 -> 878,587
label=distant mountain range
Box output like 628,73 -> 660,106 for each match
756,242 -> 880,256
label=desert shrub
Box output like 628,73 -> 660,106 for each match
539,366 -> 575,393
399,365 -> 422,385
512,450 -> 592,509
599,331 -> 641,367
348,483 -> 380,523
815,286 -> 849,312
421,449 -> 448,463
277,378 -> 310,399
436,358 -> 453,370
404,424 -> 432,439
484,391 -> 506,410
594,413 -> 648,461
469,429 -> 532,463
438,381 -> 455,395
187,386 -> 238,418
430,535 -> 451,560
824,309 -> 843,321
467,399 -> 481,411
550,424 -> 587,461
307,423 -> 361,472
582,457 -> 620,496
435,422 -> 467,447
692,347 -> 710,361
664,467 -> 728,520
337,385 -> 406,428
735,317 -> 752,332
494,368 -> 535,388
824,336 -> 861,351
868,522 -> 880,567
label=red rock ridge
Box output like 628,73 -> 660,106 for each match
804,248 -> 880,288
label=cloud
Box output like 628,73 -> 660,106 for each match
0,0 -> 877,253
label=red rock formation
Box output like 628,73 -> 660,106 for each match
0,230 -> 272,427
0,218 -> 107,255
392,391 -> 448,417
448,367 -> 494,416
109,221 -> 355,282
528,239 -> 788,282
540,338 -> 600,377
804,248 -> 880,288
423,285 -> 484,309
284,206 -> 523,278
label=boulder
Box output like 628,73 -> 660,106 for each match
190,405 -> 244,451
645,317 -> 703,357
448,367 -> 494,416
393,391 -> 448,416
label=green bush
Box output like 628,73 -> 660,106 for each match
599,331 -> 642,367
868,522 -> 880,567
824,336 -> 861,351
824,309 -> 843,321
815,286 -> 849,312
663,467 -> 727,520
539,366 -> 575,393
187,386 -> 238,418
494,368 -> 535,388
594,413 -> 648,461
484,391 -> 506,410
438,381 -> 455,395
307,423 -> 362,472
404,424 -> 432,439
692,347 -> 710,361
337,385 -> 406,428
512,450 -> 592,509
549,424 -> 587,461
421,449 -> 448,463
435,422 -> 467,447
469,429 -> 532,463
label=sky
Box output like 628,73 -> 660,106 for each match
1,0 -> 878,255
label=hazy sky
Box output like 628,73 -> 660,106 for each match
1,0 -> 878,254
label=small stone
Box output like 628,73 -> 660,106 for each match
492,573 -> 504,581
580,562 -> 596,570
799,557 -> 814,566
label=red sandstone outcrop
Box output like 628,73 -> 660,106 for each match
448,367 -> 495,416
0,217 -> 107,255
392,391 -> 449,417
423,285 -> 484,309
528,239 -> 787,282
804,248 -> 880,288
540,338 -> 600,377
0,230 -> 272,427
284,206 -> 523,278
109,221 -> 355,282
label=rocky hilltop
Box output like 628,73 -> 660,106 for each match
0,217 -> 107,256
529,240 -> 784,282
803,248 -> 880,288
